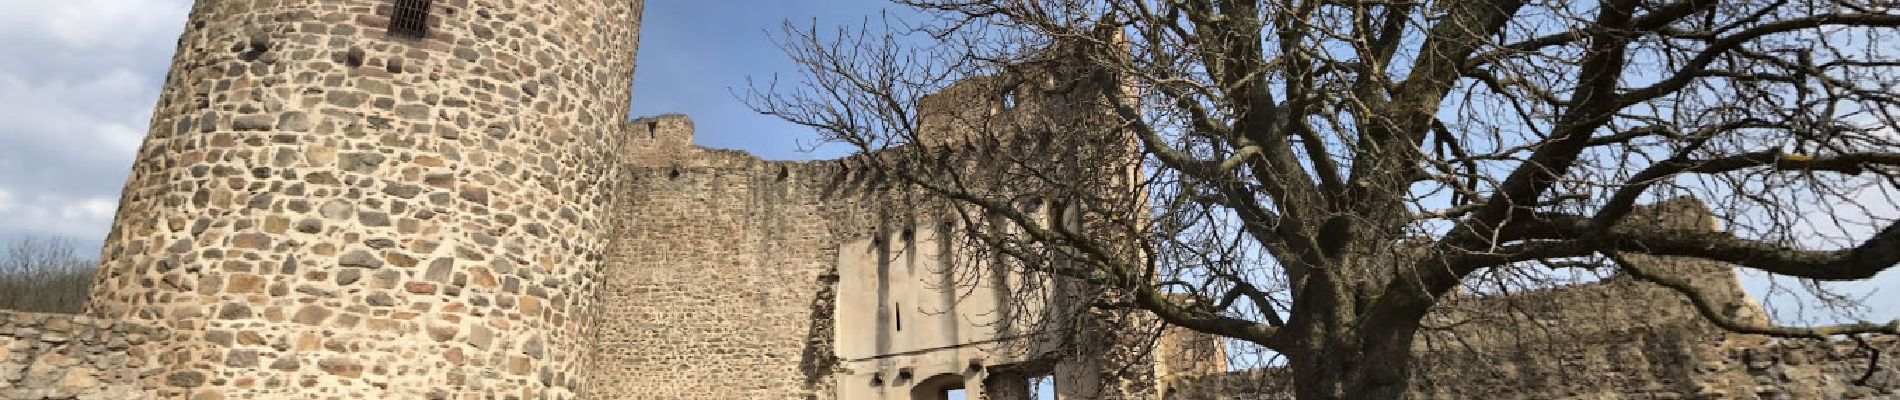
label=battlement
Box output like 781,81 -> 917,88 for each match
625,113 -> 696,149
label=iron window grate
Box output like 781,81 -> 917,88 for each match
388,0 -> 434,39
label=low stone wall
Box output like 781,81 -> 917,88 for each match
0,311 -> 164,400
1172,335 -> 1900,400
1696,336 -> 1900,400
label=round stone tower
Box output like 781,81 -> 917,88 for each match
87,0 -> 644,398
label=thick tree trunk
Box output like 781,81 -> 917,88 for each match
1287,327 -> 1422,400
1283,255 -> 1435,400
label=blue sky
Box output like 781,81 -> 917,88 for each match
630,0 -> 903,160
0,0 -> 1890,328
0,1 -> 897,245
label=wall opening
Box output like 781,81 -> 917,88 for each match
910,374 -> 966,400
983,362 -> 1059,400
388,0 -> 434,39
1030,374 -> 1056,398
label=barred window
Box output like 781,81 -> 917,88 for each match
388,0 -> 433,39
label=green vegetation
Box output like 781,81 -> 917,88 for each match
0,236 -> 96,314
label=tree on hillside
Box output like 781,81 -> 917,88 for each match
751,0 -> 1900,398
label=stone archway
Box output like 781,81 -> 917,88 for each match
909,373 -> 967,400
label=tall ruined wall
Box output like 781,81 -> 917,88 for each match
585,114 -> 1053,400
584,116 -> 1144,400
584,115 -> 867,399
588,52 -> 1150,399
0,311 -> 167,400
85,0 -> 645,398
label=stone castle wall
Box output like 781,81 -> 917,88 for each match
61,0 -> 1149,396
1170,200 -> 1900,399
584,100 -> 1138,399
1400,267 -> 1898,399
1172,330 -> 1900,400
0,311 -> 166,400
83,0 -> 645,398
579,34 -> 1150,398
584,115 -> 862,399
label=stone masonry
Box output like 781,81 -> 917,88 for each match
85,0 -> 643,398
584,52 -> 1153,398
1167,275 -> 1900,399
0,1 -> 1884,399
69,0 -> 1147,398
0,312 -> 165,400
1167,200 -> 1900,399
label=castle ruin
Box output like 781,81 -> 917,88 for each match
0,1 -> 1895,399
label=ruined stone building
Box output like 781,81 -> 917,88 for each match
0,1 -> 1895,399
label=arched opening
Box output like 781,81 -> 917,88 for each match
909,373 -> 966,400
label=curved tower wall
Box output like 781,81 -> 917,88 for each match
86,0 -> 643,398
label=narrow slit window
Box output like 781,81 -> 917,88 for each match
389,0 -> 434,39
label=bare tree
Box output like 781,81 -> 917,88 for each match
0,235 -> 97,313
750,0 -> 1900,398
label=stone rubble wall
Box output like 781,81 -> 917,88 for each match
585,65 -> 1151,398
82,0 -> 1153,396
83,0 -> 645,398
1406,272 -> 1732,398
1704,336 -> 1900,400
584,116 -> 859,399
1171,200 -> 1899,399
1172,334 -> 1900,400
0,311 -> 165,400
1168,267 -> 1900,399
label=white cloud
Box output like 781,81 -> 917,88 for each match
0,184 -> 118,241
0,187 -> 14,213
0,0 -> 191,51
0,68 -> 156,157
0,0 -> 188,248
